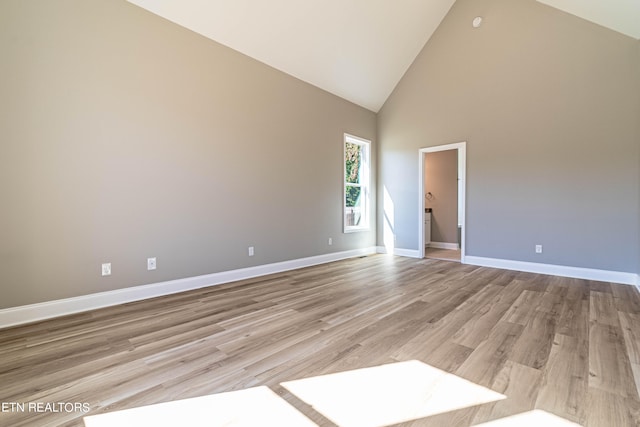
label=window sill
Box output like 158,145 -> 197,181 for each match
344,227 -> 370,234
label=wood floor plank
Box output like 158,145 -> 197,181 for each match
588,322 -> 638,398
618,311 -> 640,364
417,340 -> 474,373
556,298 -> 589,339
508,309 -> 556,370
500,289 -> 543,326
451,302 -> 512,349
611,283 -> 640,314
0,255 -> 638,426
455,321 -> 524,388
588,281 -> 613,294
452,283 -> 504,313
535,333 -> 588,424
536,290 -> 564,316
390,306 -> 476,364
564,278 -> 590,301
472,360 -> 543,424
590,291 -> 620,327
586,387 -> 640,427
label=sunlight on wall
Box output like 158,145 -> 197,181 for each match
475,409 -> 583,426
83,386 -> 316,427
383,186 -> 395,252
281,360 -> 505,427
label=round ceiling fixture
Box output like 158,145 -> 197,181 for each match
472,16 -> 483,28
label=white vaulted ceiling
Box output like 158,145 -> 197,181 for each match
536,0 -> 640,40
127,1 -> 639,113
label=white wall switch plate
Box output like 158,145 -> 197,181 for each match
248,246 -> 254,256
328,237 -> 333,245
535,245 -> 543,254
147,257 -> 157,270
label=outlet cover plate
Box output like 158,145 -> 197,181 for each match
101,263 -> 111,276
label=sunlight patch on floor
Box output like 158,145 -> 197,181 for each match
83,386 -> 317,427
83,362 -> 577,427
281,360 -> 506,427
474,409 -> 583,426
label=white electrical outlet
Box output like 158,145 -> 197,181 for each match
328,237 -> 333,246
248,246 -> 254,256
147,257 -> 157,270
101,263 -> 111,276
535,245 -> 543,254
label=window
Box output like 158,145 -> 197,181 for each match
344,134 -> 370,232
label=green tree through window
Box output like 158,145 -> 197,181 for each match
344,135 -> 370,231
345,142 -> 361,209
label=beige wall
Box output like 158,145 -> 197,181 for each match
0,0 -> 376,309
424,150 -> 458,244
378,0 -> 640,272
637,40 -> 640,277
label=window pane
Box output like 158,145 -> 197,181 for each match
345,186 -> 362,226
345,185 -> 361,208
345,142 -> 361,184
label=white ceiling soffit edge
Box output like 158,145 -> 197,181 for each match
126,0 -> 456,112
536,0 -> 640,40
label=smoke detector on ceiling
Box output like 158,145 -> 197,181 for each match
472,16 -> 483,28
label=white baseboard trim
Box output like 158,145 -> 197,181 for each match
427,242 -> 460,250
0,247 -> 378,329
376,246 -> 421,258
465,255 -> 638,286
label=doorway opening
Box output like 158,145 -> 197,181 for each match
418,142 -> 466,262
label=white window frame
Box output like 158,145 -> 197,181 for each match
343,133 -> 371,233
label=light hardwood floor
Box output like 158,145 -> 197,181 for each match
425,248 -> 461,262
1,255 -> 639,426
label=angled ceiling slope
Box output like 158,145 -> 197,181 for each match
126,0 -> 456,112
536,0 -> 640,40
